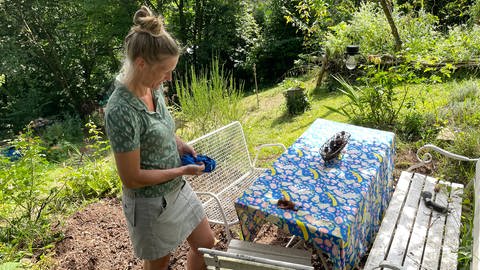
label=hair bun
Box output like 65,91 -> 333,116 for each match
133,6 -> 164,36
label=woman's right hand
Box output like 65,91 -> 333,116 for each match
183,163 -> 205,176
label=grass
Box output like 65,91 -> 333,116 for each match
240,75 -> 349,165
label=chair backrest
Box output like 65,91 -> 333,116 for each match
472,160 -> 480,270
186,121 -> 254,193
199,248 -> 314,270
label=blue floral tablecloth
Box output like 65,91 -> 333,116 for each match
234,118 -> 395,270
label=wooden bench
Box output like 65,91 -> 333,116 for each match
199,239 -> 313,270
186,121 -> 286,240
364,144 -> 480,270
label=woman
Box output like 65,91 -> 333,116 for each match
105,6 -> 215,270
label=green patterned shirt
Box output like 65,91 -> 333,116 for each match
105,82 -> 182,197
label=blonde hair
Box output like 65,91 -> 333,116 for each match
118,6 -> 180,82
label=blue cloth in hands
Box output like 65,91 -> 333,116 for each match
181,154 -> 216,173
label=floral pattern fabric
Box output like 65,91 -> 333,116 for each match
234,119 -> 395,270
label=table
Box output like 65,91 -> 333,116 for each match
234,119 -> 395,270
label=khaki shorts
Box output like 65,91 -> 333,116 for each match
122,180 -> 205,260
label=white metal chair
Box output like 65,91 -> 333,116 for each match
186,121 -> 286,240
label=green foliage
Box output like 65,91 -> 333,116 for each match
62,156 -> 119,199
62,120 -> 117,199
283,87 -> 310,116
41,115 -> 83,147
0,129 -> 61,261
0,262 -> 21,270
398,110 -> 427,141
322,2 -> 406,76
397,0 -> 474,27
247,0 -> 304,85
0,120 -> 118,263
0,0 -> 136,135
175,58 -> 244,139
327,63 -> 422,129
84,120 -> 111,160
164,0 -> 261,88
470,0 -> 480,25
458,209 -> 474,269
285,0 -> 358,51
439,80 -> 480,127
322,1 -> 480,81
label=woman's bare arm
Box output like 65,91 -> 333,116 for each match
114,149 -> 205,189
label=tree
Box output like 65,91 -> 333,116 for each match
161,0 -> 261,88
379,0 -> 402,51
0,0 -> 137,135
250,0 -> 304,84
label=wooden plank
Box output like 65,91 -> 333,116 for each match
204,255 -> 288,270
403,173 -> 436,269
385,172 -> 426,266
364,171 -> 413,269
227,239 -> 312,266
422,176 -> 448,269
472,161 -> 480,270
440,181 -> 464,270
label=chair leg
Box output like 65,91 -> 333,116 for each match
224,222 -> 232,241
286,235 -> 296,247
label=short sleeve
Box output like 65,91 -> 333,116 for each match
105,105 -> 140,153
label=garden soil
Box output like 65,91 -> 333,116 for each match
52,197 -> 328,269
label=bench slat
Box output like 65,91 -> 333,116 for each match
364,171 -> 412,268
227,239 -> 312,266
403,174 -> 435,269
440,181 -> 463,270
422,176 -> 448,270
385,172 -> 426,266
364,171 -> 464,270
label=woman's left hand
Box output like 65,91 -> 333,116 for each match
176,136 -> 196,157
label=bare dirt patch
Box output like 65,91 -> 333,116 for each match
52,197 -> 331,269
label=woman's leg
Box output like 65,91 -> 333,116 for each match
186,217 -> 215,270
144,254 -> 170,270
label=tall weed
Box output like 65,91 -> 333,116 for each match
175,59 -> 244,140
0,129 -> 61,261
62,121 -> 119,199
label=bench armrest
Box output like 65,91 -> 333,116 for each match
407,144 -> 479,172
253,143 -> 287,168
195,191 -> 232,239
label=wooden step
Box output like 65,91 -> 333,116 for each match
227,239 -> 312,266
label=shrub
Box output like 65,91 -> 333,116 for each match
326,64 -> 417,129
283,87 -> 310,116
398,111 -> 426,142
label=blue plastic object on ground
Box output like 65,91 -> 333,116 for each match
181,154 -> 216,172
3,146 -> 22,161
